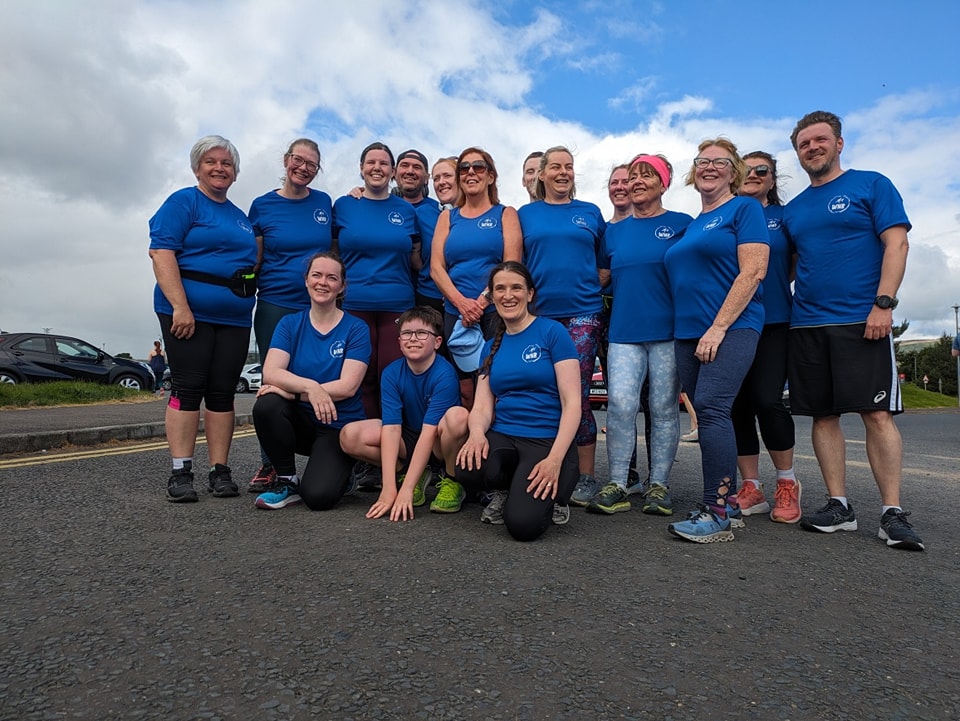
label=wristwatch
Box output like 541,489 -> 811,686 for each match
874,295 -> 899,310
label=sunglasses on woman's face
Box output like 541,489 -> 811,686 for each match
745,164 -> 771,177
458,161 -> 488,175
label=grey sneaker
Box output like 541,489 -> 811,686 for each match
801,498 -> 857,533
878,509 -> 924,551
552,503 -> 570,525
570,474 -> 603,507
480,490 -> 507,525
641,483 -> 674,516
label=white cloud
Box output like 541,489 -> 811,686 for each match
1,0 -> 957,352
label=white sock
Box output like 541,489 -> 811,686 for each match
741,479 -> 760,490
279,474 -> 299,486
831,496 -> 848,509
881,505 -> 902,515
172,457 -> 192,470
776,467 -> 797,482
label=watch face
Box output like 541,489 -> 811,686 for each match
875,295 -> 897,309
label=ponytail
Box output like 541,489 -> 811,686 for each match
479,317 -> 506,379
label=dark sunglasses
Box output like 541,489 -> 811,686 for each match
745,164 -> 771,177
458,160 -> 489,175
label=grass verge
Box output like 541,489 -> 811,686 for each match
0,381 -> 155,408
902,383 -> 957,409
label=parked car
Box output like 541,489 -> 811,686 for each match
0,332 -> 154,390
162,362 -> 261,393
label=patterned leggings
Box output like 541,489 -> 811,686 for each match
556,313 -> 602,446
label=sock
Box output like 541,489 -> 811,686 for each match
173,458 -> 192,471
742,479 -> 760,490
707,502 -> 726,519
776,468 -> 797,482
881,505 -> 902,515
279,474 -> 299,487
830,496 -> 848,509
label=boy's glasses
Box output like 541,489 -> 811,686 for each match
399,329 -> 439,340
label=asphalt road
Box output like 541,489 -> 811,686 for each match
1,410 -> 958,720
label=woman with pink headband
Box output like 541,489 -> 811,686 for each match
586,154 -> 693,515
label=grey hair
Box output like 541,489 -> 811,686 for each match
190,135 -> 240,175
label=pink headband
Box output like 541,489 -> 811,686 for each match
629,154 -> 671,189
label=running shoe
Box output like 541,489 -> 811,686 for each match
770,479 -> 802,524
430,475 -> 465,513
626,468 -> 644,495
480,490 -> 507,524
668,506 -> 734,543
248,463 -> 277,494
878,509 -> 925,551
570,474 -> 604,507
552,503 -> 571,526
586,483 -> 631,515
402,468 -> 431,508
800,498 -> 857,533
738,482 -> 770,516
207,464 -> 239,497
680,429 -> 699,443
351,461 -> 382,492
254,479 -> 302,510
641,483 -> 673,516
166,465 -> 197,503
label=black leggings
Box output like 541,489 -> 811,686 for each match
253,394 -> 355,510
731,323 -> 795,455
456,431 -> 578,542
158,313 -> 249,412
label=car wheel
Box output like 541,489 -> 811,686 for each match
236,378 -> 249,394
0,371 -> 20,385
115,374 -> 144,391
162,378 -> 172,391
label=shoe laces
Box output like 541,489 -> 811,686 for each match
774,481 -> 796,506
646,484 -> 667,500
884,509 -> 913,529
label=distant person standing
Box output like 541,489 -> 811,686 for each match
783,110 -> 923,551
148,340 -> 166,396
952,332 -> 959,358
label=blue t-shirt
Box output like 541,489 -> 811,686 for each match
248,189 -> 334,310
443,205 -> 507,315
664,195 -> 769,339
149,187 -> 258,327
482,317 -> 577,438
519,199 -> 606,318
380,355 -> 460,428
414,202 -> 443,300
759,204 -> 793,326
783,169 -> 911,327
270,310 -> 372,428
332,195 -> 419,312
600,211 -> 693,343
953,333 -> 960,353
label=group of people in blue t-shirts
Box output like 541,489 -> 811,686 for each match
149,110 -> 925,550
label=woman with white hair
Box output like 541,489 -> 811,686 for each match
149,135 -> 257,504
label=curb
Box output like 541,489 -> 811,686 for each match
0,414 -> 254,455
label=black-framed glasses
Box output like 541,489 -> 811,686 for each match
458,160 -> 489,175
745,164 -> 771,177
288,154 -> 320,173
398,329 -> 439,340
693,157 -> 733,169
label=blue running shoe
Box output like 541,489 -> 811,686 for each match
668,505 -> 735,544
255,480 -> 302,510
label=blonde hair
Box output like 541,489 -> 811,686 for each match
684,137 -> 745,195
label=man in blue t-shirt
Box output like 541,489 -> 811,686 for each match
783,110 -> 923,551
952,332 -> 960,359
340,306 -> 465,521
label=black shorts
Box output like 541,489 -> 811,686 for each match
398,425 -> 440,466
788,324 -> 902,416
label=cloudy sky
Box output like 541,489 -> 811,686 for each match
2,0 -> 959,356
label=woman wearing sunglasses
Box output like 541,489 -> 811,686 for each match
730,152 -> 800,524
663,138 -> 769,543
246,138 -> 334,493
430,147 -> 522,408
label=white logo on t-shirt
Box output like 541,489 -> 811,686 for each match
572,215 -> 588,228
522,344 -> 543,363
828,195 -> 851,214
388,211 -> 404,225
767,218 -> 782,230
655,225 -> 676,240
313,209 -> 330,225
703,216 -> 722,231
237,220 -> 253,234
478,217 -> 498,230
330,340 -> 345,358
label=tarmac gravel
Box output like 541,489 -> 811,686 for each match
1,408 -> 959,719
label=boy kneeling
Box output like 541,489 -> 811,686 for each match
340,307 -> 467,521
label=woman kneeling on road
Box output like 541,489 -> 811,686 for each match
452,261 -> 580,541
251,252 -> 371,511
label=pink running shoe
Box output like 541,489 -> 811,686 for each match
737,482 -> 770,516
770,479 -> 802,524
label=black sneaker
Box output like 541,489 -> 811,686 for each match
800,498 -> 857,533
879,509 -> 925,551
207,463 -> 239,497
167,465 -> 197,503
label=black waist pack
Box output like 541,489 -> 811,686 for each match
180,267 -> 257,298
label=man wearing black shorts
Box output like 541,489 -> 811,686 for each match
783,110 -> 923,551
